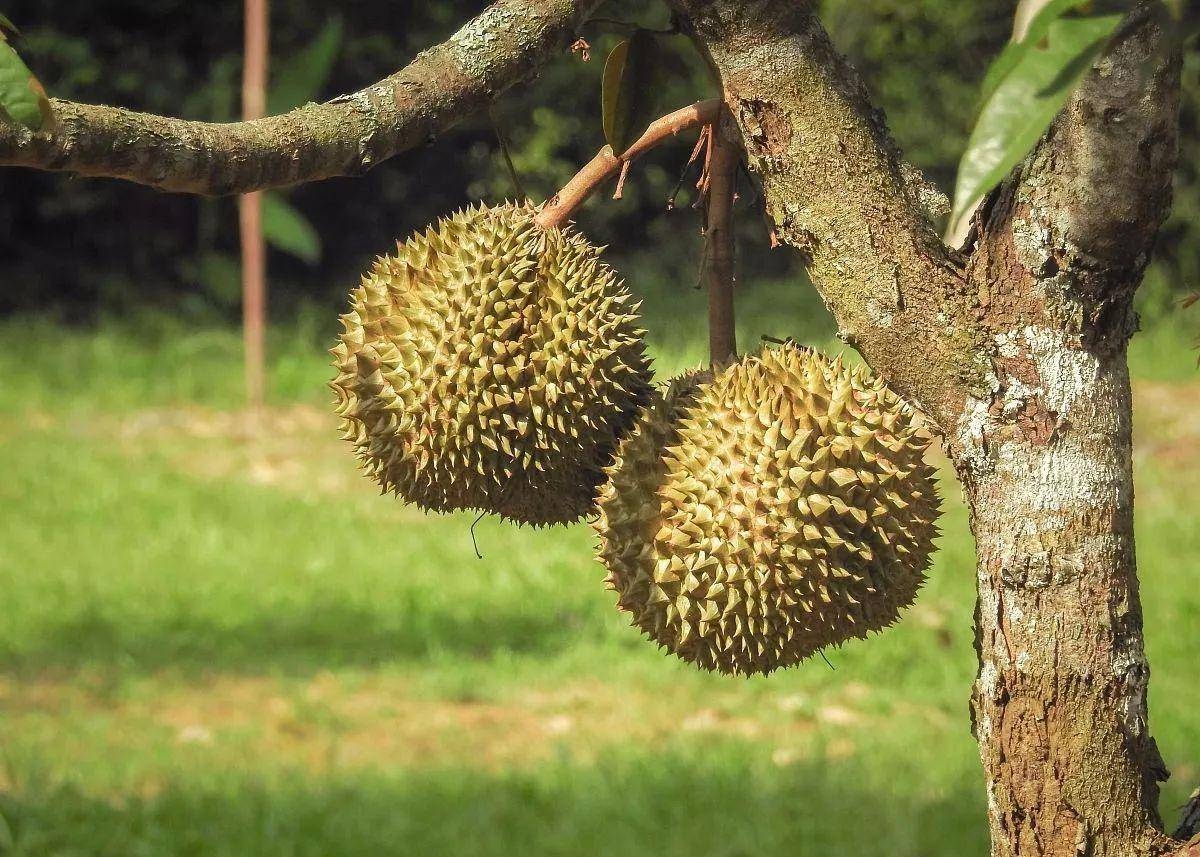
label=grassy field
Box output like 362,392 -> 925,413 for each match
0,295 -> 1198,856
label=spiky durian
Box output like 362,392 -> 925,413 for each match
331,202 -> 652,526
595,344 -> 940,675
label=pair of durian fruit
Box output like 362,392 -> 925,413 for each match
331,203 -> 940,676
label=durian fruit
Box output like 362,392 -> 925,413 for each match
595,344 -> 940,675
331,202 -> 652,526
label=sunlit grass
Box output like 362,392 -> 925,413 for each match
0,307 -> 1196,856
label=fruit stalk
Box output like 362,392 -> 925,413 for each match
705,111 -> 738,364
533,99 -> 721,229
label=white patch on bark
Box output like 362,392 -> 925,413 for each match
1010,325 -> 1100,418
957,325 -> 1126,513
448,4 -> 544,79
865,297 -> 895,328
954,386 -> 998,478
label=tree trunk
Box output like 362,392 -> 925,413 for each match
950,17 -> 1182,850
957,327 -> 1166,857
669,2 -> 1185,854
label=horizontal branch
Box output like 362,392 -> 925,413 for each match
533,98 -> 720,228
0,0 -> 601,195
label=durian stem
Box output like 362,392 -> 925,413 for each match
705,111 -> 738,364
533,99 -> 721,230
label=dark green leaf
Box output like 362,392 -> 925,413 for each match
600,29 -> 661,157
268,17 -> 343,115
0,40 -> 49,130
262,193 -> 321,264
195,251 -> 243,308
1014,0 -> 1095,43
949,14 -> 1123,239
976,0 -> 1094,111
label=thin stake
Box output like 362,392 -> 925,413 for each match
239,0 -> 269,419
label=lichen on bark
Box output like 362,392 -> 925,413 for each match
0,0 -> 602,194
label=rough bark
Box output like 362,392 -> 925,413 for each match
669,1 -> 1189,855
0,0 -> 600,194
958,12 -> 1182,855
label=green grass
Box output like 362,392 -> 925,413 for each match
0,305 -> 1197,856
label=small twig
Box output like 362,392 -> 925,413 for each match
693,230 -> 709,291
667,125 -> 710,210
687,125 -> 710,165
735,159 -> 759,209
697,122 -> 714,195
489,107 -> 526,201
612,160 -> 632,199
819,650 -> 836,671
534,99 -> 721,229
570,37 -> 591,61
470,509 -> 486,559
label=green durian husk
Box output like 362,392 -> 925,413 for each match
332,202 -> 652,526
595,344 -> 941,675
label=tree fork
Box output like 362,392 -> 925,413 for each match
669,0 -> 1192,854
957,9 -> 1183,854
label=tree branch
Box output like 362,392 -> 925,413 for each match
0,0 -> 601,195
666,0 -> 970,429
533,99 -> 720,229
1176,788 -> 1200,842
967,3 -> 1181,356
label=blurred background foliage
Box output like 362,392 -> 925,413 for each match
0,0 -> 1194,326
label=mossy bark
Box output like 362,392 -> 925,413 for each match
0,0 -> 601,194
